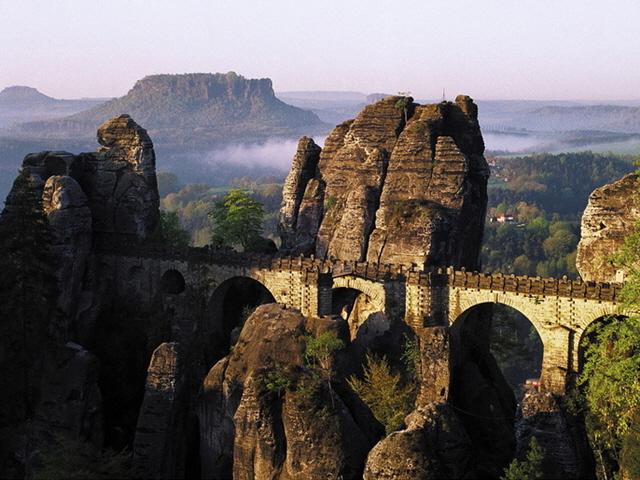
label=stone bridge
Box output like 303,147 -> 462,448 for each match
95,236 -> 624,395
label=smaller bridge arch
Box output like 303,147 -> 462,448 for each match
161,269 -> 186,294
331,275 -> 386,313
331,275 -> 388,340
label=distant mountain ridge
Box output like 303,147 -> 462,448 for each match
0,86 -> 58,107
12,72 -> 327,148
0,86 -> 106,128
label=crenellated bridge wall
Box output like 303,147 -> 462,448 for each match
95,236 -> 624,394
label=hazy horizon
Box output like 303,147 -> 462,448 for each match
2,1 -> 639,101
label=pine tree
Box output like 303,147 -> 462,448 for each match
0,170 -> 58,425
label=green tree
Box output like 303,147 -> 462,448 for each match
305,330 -> 345,407
501,437 -> 544,480
157,210 -> 190,247
209,189 -> 264,251
348,354 -> 415,434
0,171 -> 57,425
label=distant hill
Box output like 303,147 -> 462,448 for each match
0,86 -> 106,128
519,105 -> 640,133
0,86 -> 58,108
12,73 -> 328,149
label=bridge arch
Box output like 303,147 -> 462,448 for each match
161,269 -> 186,294
331,275 -> 387,340
205,275 -> 276,361
451,301 -> 544,398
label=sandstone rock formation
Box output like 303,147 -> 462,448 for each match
516,390 -> 594,479
42,175 -> 92,324
0,115 -> 162,477
198,304 -> 379,479
21,114 -> 160,239
280,95 -> 489,269
363,403 -> 473,480
576,173 -> 639,282
133,342 -> 186,480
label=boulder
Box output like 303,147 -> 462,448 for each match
576,173 -> 639,282
363,403 -> 473,480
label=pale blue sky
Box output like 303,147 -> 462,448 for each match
1,0 -> 639,100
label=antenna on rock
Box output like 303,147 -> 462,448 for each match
442,88 -> 446,102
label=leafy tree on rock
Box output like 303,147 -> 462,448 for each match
305,330 -> 345,407
348,354 -> 415,434
209,189 -> 264,251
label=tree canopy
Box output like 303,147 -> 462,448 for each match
209,188 -> 265,251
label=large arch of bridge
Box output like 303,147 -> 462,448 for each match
205,275 -> 277,363
574,304 -> 627,373
448,289 -> 546,341
450,299 -> 544,398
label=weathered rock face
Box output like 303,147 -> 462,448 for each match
363,403 -> 473,480
280,95 -> 489,269
576,173 -> 639,282
21,114 -> 160,240
42,175 -> 92,326
516,390 -> 594,480
133,342 -> 186,480
279,137 -> 322,253
198,304 -> 379,479
449,304 -> 518,478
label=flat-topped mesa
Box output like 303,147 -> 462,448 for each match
279,95 -> 489,270
577,172 -> 640,283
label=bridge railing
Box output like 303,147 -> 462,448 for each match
447,268 -> 622,302
92,234 -> 622,302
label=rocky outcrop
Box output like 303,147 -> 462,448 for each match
363,403 -> 473,480
576,173 -> 639,282
133,342 -> 186,480
21,114 -> 160,239
516,390 -> 594,479
42,175 -> 92,328
279,95 -> 489,269
279,137 -> 322,253
198,304 -> 379,479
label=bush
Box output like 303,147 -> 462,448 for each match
348,354 -> 415,434
259,364 -> 291,397
501,437 -> 544,480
